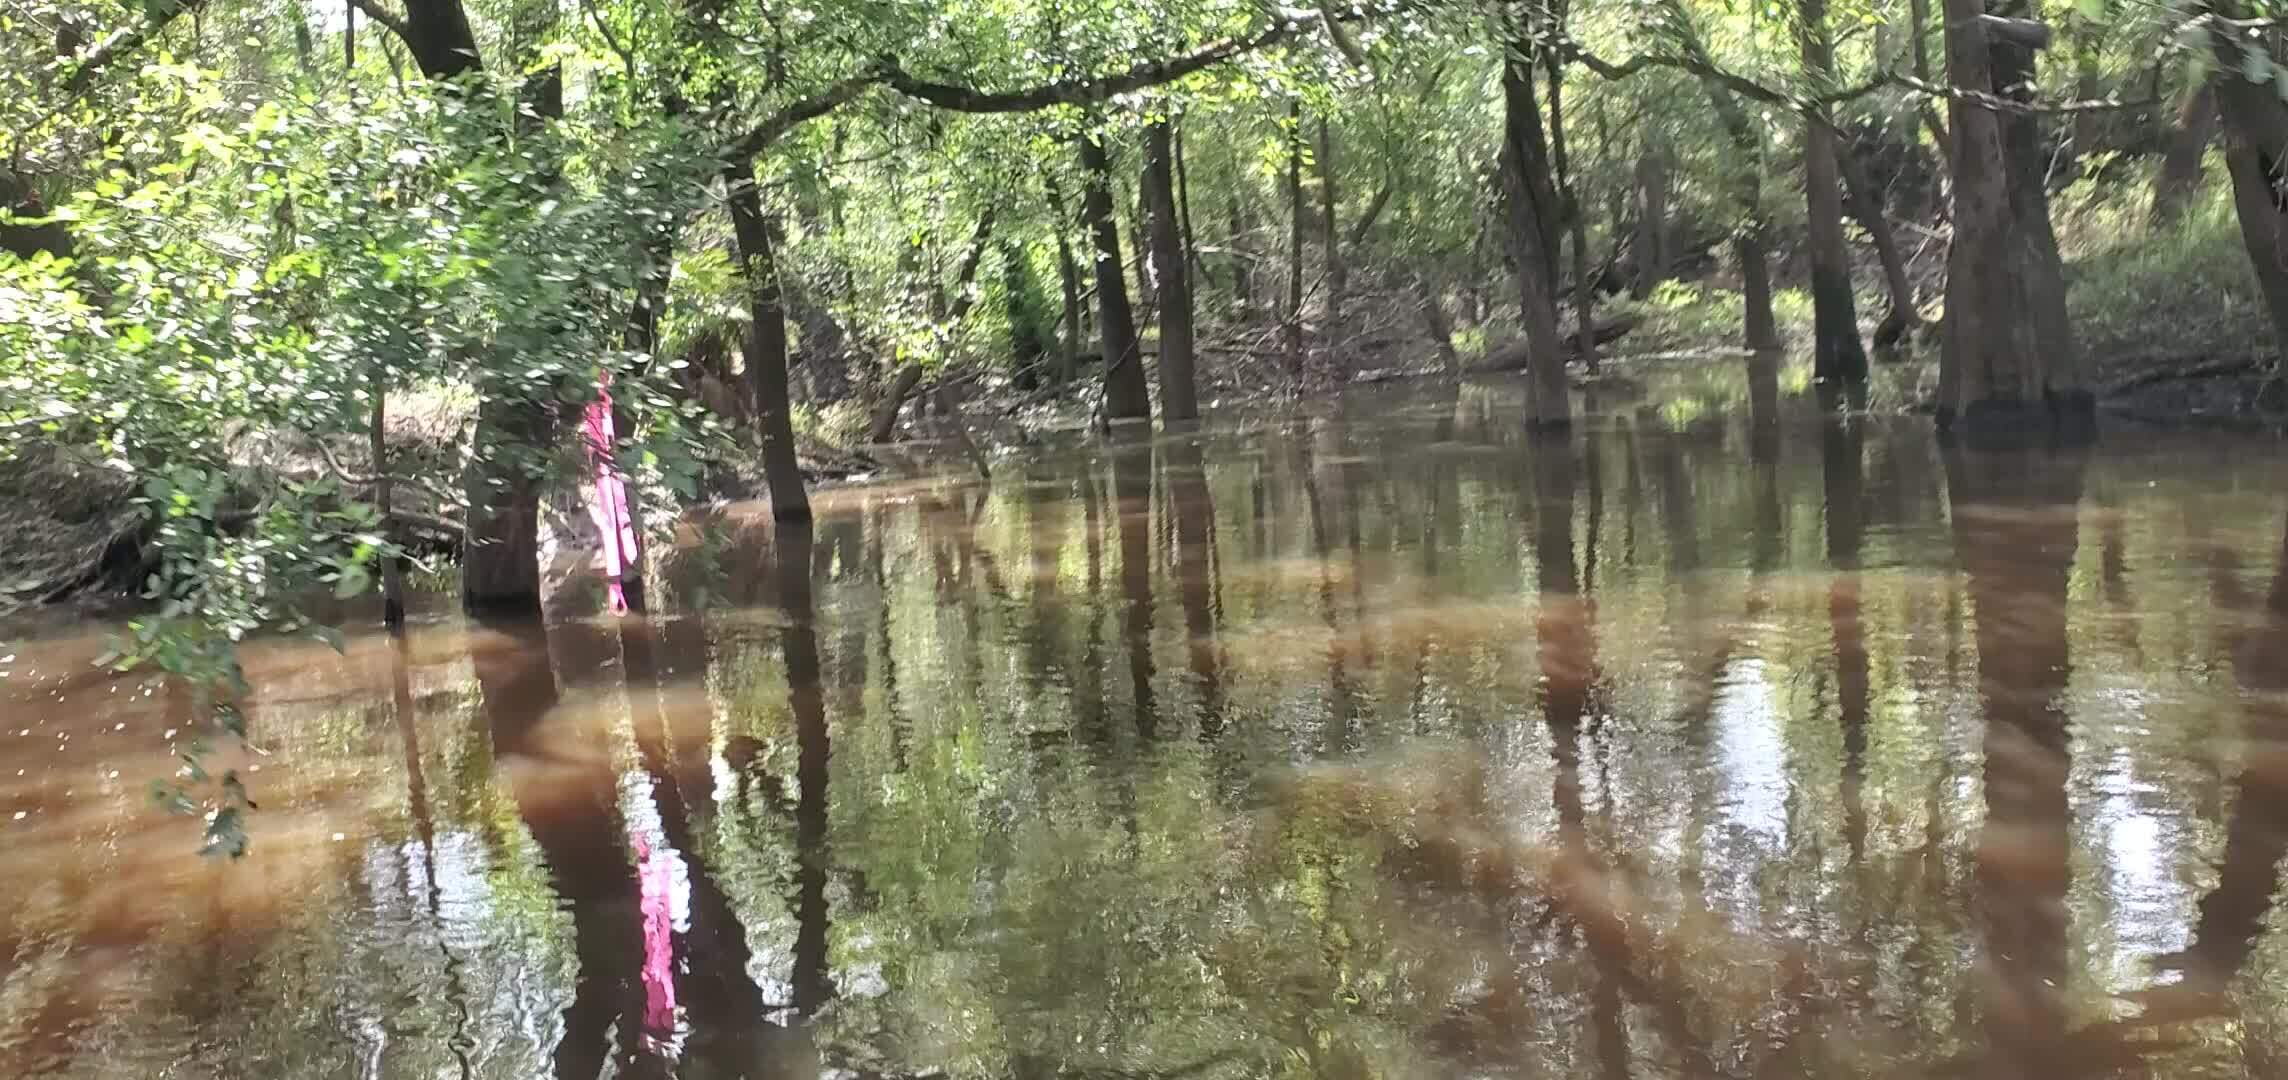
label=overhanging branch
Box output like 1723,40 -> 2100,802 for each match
723,74 -> 879,162
879,18 -> 1303,113
1553,28 -> 2154,118
721,6 -> 1393,161
37,0 -> 211,112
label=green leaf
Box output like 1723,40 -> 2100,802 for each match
332,564 -> 370,599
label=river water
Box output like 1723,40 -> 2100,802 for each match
5,375 -> 2288,1078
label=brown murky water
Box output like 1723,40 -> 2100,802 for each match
7,376 -> 2288,1078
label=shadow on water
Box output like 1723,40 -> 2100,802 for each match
17,378 -> 2288,1077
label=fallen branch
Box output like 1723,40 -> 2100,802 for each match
1472,314 -> 1641,372
308,437 -> 461,510
2103,357 -> 2274,398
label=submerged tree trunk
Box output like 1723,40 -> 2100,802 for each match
462,392 -> 552,614
1800,0 -> 1870,392
1501,30 -> 1570,427
2153,79 -> 2218,224
1143,119 -> 1200,422
1285,99 -> 1306,376
1078,132 -> 1152,421
394,0 -> 556,614
1938,0 -> 2089,440
725,161 -> 810,519
369,371 -> 404,629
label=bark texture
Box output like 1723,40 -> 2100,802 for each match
725,161 -> 811,519
2152,79 -> 2217,224
1800,0 -> 1870,389
1143,119 -> 1200,421
1632,150 -> 1670,298
2210,18 -> 2288,365
1317,119 -> 1346,327
1938,0 -> 2089,441
1079,133 -> 1152,420
1500,27 -> 1571,427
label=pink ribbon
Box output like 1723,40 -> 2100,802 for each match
583,374 -> 639,615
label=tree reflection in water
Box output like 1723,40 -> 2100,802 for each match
15,382 -> 2288,1077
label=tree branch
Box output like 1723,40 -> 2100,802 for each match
1884,71 -> 2157,115
723,74 -> 881,161
878,17 -> 1307,113
39,0 -> 210,109
1346,183 -> 1392,247
721,6 -> 1389,161
349,0 -> 411,45
310,436 -> 461,510
1555,28 -> 2152,118
575,0 -> 633,81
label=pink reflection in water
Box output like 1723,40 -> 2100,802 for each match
631,833 -> 679,1044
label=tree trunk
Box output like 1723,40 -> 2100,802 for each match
1143,119 -> 1199,422
1938,0 -> 2089,440
1632,150 -> 1670,298
461,390 -> 551,615
369,370 -> 405,629
1800,0 -> 1871,392
1665,0 -> 1779,352
1910,0 -> 1953,170
1840,150 -> 1919,348
2205,9 -> 2288,366
395,0 -> 556,615
1046,171 -> 1083,383
1078,133 -> 1152,421
2215,52 -> 2288,366
1175,117 -> 1202,282
2152,79 -> 2218,224
1546,49 -> 1597,372
1501,35 -> 1570,428
1290,97 -> 1308,375
1317,118 -> 1345,331
1739,228 -> 1780,351
725,160 -> 810,519
398,0 -> 481,80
